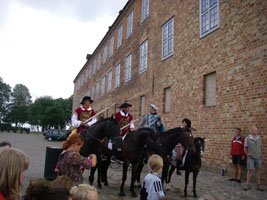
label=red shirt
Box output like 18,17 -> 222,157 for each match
0,192 -> 6,200
115,111 -> 133,136
75,107 -> 95,133
230,136 -> 245,155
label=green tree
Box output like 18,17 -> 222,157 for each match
7,84 -> 32,127
0,77 -> 11,123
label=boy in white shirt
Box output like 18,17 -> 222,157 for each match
140,154 -> 165,200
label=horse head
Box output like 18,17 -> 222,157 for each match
194,137 -> 205,157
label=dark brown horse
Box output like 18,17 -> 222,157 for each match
167,137 -> 205,197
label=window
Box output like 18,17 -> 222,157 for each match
162,17 -> 174,60
108,70 -> 112,92
140,40 -> 148,73
125,54 -> 132,82
164,87 -> 171,113
88,64 -> 92,78
91,85 -> 95,99
103,45 -> 107,64
127,10 -> 133,38
96,82 -> 99,99
140,95 -> 146,116
87,88 -> 90,96
205,72 -> 216,106
81,74 -> 84,87
85,68 -> 88,80
97,53 -> 101,70
141,0 -> 149,22
115,63 -> 120,88
200,0 -> 220,38
93,59 -> 96,74
101,76 -> 105,96
117,24 -> 123,49
109,36 -> 114,57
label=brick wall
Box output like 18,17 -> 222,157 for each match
73,0 -> 267,182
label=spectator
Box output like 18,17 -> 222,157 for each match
140,154 -> 165,200
22,182 -> 71,200
55,134 -> 97,183
0,148 -> 30,200
244,126 -> 263,191
51,175 -> 75,191
0,141 -> 11,148
229,128 -> 245,183
70,184 -> 98,200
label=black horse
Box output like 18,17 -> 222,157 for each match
167,137 -> 205,197
152,127 -> 190,187
79,115 -> 122,188
117,128 -> 156,197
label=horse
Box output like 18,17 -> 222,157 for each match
117,128 -> 156,197
150,127 -> 190,188
79,115 -> 122,189
166,137 -> 205,197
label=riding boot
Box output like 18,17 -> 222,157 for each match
176,159 -> 182,175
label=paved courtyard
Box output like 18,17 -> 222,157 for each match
0,132 -> 266,200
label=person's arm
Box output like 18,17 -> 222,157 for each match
71,113 -> 82,128
130,115 -> 135,131
244,137 -> 248,157
70,153 -> 97,168
230,138 -> 233,156
87,117 -> 97,127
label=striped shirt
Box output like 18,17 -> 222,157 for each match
140,173 -> 165,200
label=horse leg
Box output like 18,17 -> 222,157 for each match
102,159 -> 110,186
89,166 -> 97,185
193,171 -> 198,197
130,163 -> 140,197
166,165 -> 175,191
119,163 -> 129,197
184,170 -> 189,197
161,162 -> 170,188
97,163 -> 102,189
135,162 -> 143,188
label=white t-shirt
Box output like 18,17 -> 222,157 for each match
141,173 -> 165,200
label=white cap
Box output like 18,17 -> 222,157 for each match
149,104 -> 158,111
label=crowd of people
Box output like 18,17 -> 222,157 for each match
0,95 -> 264,200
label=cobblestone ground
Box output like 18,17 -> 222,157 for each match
0,132 -> 266,200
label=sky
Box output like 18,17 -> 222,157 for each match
0,0 -> 128,100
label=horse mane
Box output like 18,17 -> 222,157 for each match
161,127 -> 183,135
90,117 -> 111,127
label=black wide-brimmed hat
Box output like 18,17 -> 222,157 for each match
120,102 -> 132,109
80,96 -> 94,104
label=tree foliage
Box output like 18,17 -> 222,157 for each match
0,77 -> 11,122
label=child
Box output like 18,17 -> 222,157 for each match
140,154 -> 165,200
70,184 -> 98,200
51,175 -> 75,191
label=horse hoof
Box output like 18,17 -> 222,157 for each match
131,192 -> 137,198
184,194 -> 187,197
89,182 -> 93,186
104,182 -> 109,186
166,183 -> 171,191
97,184 -> 102,189
194,194 -> 197,198
119,191 -> 126,197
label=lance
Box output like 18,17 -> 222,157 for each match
120,116 -> 142,130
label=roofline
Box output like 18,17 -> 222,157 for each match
73,0 -> 133,83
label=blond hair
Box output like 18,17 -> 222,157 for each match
70,184 -> 98,200
148,154 -> 163,173
0,148 -> 30,200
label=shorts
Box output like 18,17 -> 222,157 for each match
232,155 -> 245,165
247,156 -> 261,170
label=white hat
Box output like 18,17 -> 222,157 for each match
149,104 -> 158,111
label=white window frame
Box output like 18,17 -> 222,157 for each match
117,24 -> 123,49
109,36 -> 114,57
127,10 -> 133,38
101,76 -> 105,96
125,54 -> 132,82
91,85 -> 95,100
103,45 -> 107,64
93,59 -> 96,74
107,70 -> 112,92
115,63 -> 120,88
141,0 -> 149,22
199,0 -> 220,38
97,53 -> 101,70
140,39 -> 148,74
162,17 -> 174,60
96,81 -> 99,99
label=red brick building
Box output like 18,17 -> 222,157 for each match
73,0 -> 267,181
